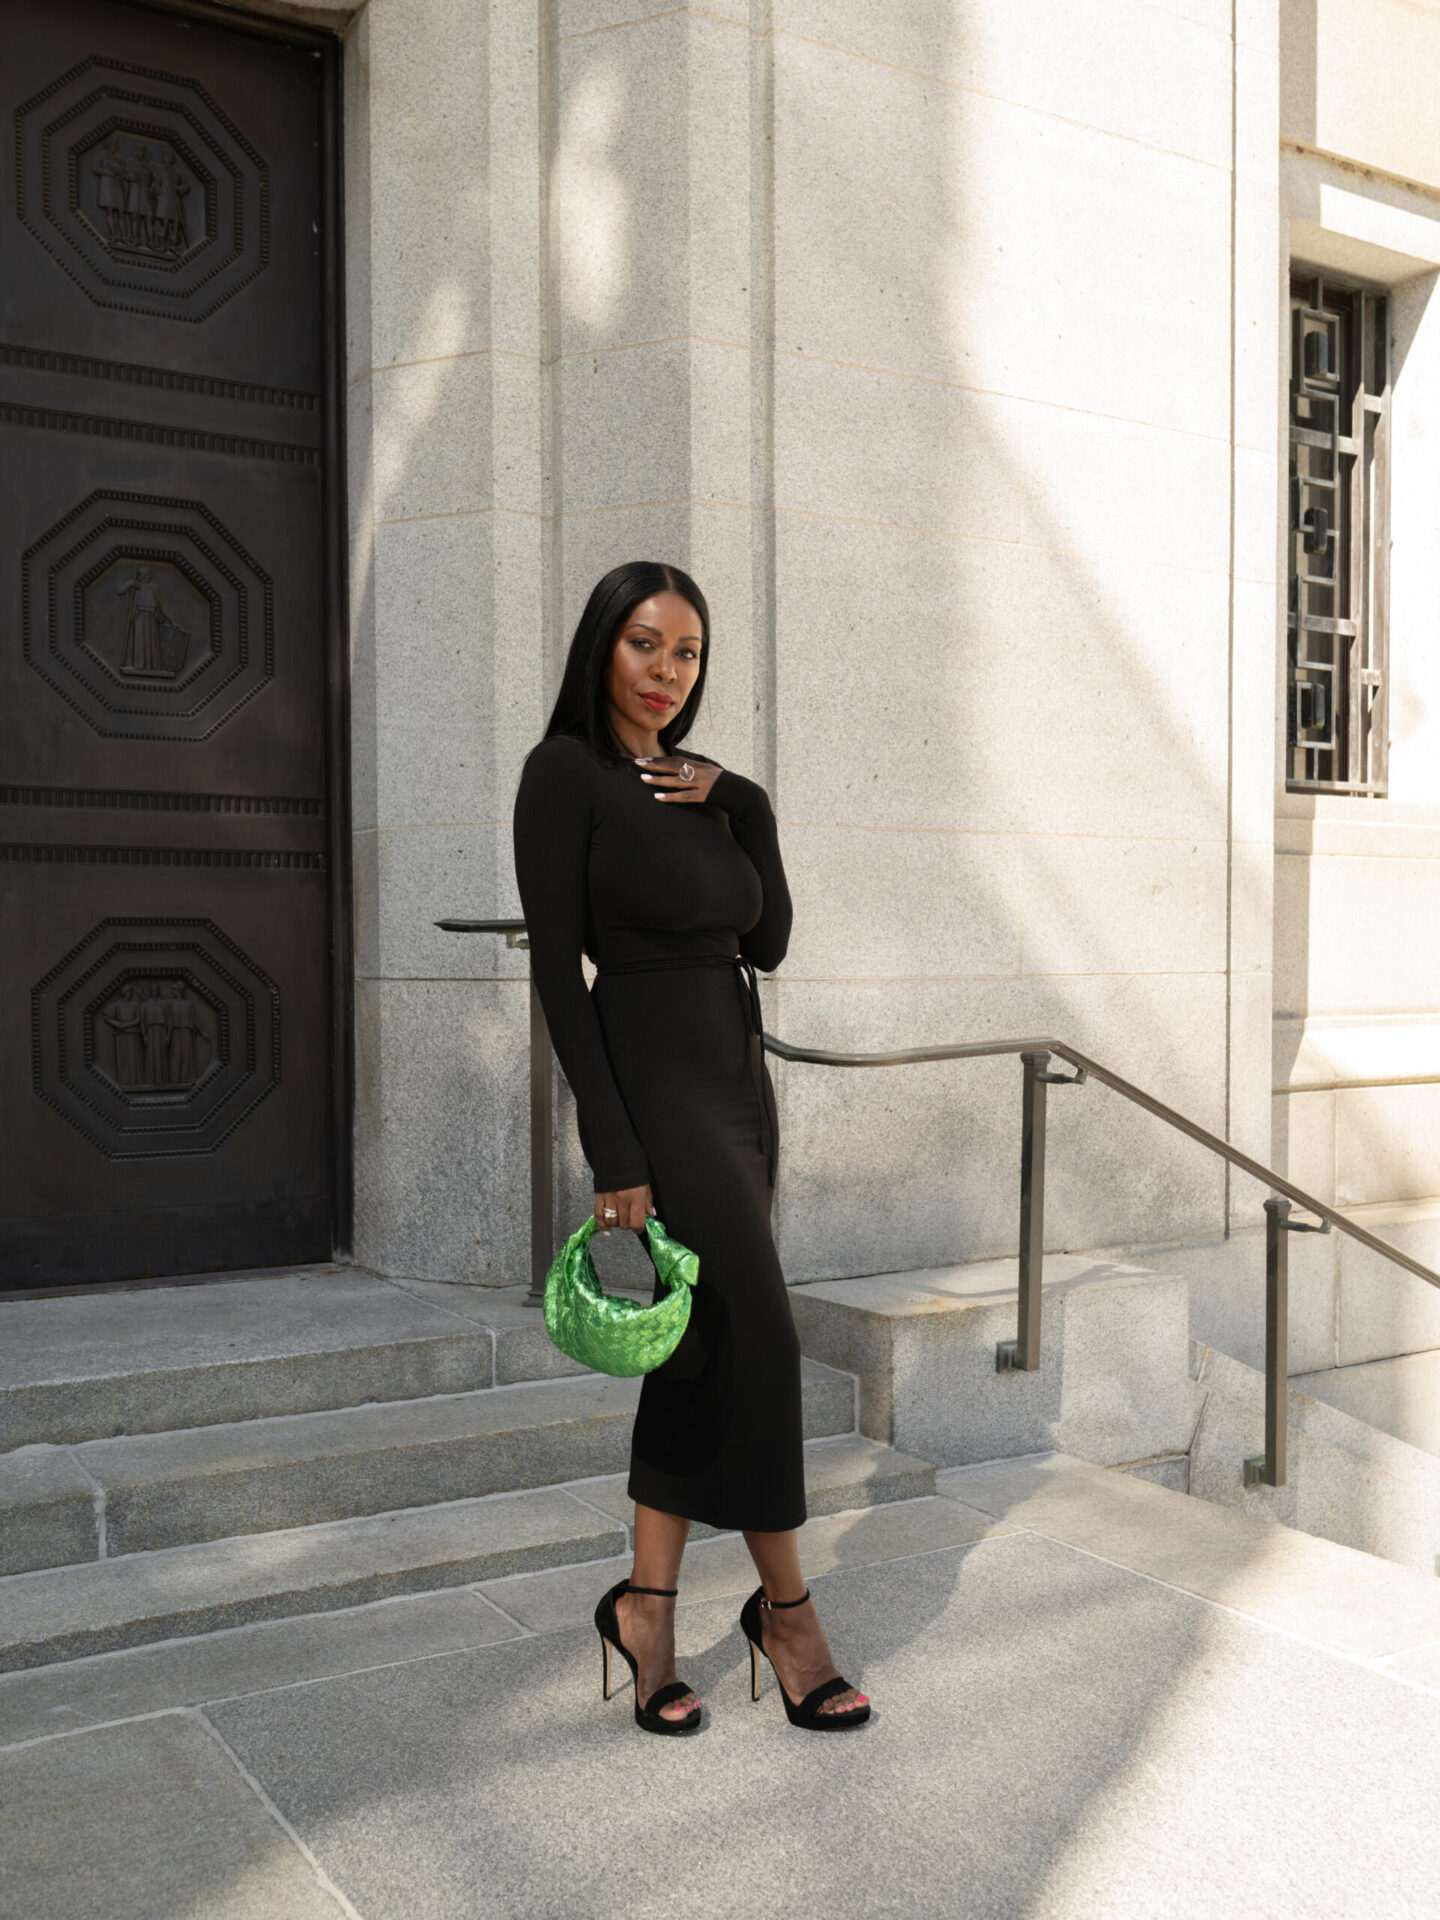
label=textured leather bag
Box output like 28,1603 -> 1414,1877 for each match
543,1212 -> 699,1377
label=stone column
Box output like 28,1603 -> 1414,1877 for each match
347,0 -> 548,1280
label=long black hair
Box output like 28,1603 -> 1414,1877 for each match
541,560 -> 711,768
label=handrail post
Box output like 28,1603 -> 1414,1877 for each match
1014,1050 -> 1050,1370
1247,1197 -> 1330,1488
527,976 -> 554,1305
1261,1198 -> 1290,1487
998,1048 -> 1085,1373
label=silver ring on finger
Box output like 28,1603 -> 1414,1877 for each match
603,1207 -> 618,1219
680,761 -> 694,781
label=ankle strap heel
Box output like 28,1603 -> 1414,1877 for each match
593,1579 -> 701,1736
759,1586 -> 810,1610
739,1585 -> 870,1732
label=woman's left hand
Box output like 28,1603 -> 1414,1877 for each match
635,755 -> 721,804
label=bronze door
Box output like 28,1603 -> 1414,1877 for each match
0,0 -> 345,1286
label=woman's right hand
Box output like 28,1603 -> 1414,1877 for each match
594,1184 -> 655,1235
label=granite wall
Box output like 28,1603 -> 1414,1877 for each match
1266,0 -> 1440,1366
245,0 -> 1440,1371
331,0 -> 1277,1289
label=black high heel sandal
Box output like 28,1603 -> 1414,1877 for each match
594,1579 -> 702,1735
739,1585 -> 870,1730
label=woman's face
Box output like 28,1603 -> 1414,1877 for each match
604,590 -> 703,744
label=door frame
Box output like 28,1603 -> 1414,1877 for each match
113,0 -> 354,1265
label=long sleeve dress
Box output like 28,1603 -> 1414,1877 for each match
512,731 -> 805,1532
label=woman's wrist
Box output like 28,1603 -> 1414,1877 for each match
590,1164 -> 651,1193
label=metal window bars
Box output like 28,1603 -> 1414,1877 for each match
1288,269 -> 1391,794
439,917 -> 1440,1489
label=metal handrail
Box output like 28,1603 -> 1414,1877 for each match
764,1030 -> 1440,1293
439,915 -> 1440,1490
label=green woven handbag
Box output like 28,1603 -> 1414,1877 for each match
543,1212 -> 699,1377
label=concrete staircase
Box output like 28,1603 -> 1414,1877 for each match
1193,1343 -> 1440,1570
8,1444 -> 1440,1920
7,1248 -> 1438,1678
0,1270 -> 932,1673
788,1251 -> 1440,1578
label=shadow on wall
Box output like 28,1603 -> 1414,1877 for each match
353,16 -> 1282,1301
758,19 -> 1252,1286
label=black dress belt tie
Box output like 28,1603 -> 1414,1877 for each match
593,953 -> 777,1186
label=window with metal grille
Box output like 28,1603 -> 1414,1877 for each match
1287,271 -> 1390,794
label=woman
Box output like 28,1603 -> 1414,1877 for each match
513,561 -> 869,1735
102,985 -> 143,1089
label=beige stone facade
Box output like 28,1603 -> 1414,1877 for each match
1272,0 -> 1440,1366
252,0 -> 1440,1373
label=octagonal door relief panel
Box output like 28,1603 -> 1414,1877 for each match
32,918 -> 281,1159
14,54 -> 269,322
23,488 -> 274,739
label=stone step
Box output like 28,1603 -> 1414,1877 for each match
0,1432 -> 927,1673
0,1447 -> 99,1579
1292,1348 -> 1440,1459
0,1267 -> 610,1443
1189,1342 -> 1440,1576
0,1270 -> 595,1450
0,1487 -> 629,1674
565,1431 -> 936,1545
937,1450 -> 1440,1661
1,1358 -> 857,1568
790,1254 -> 1201,1469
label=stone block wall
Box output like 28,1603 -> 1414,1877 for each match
329,0 -> 1288,1287
1271,0 -> 1440,1357
311,0 -> 1440,1348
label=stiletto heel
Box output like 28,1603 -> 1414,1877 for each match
593,1579 -> 702,1735
739,1585 -> 870,1730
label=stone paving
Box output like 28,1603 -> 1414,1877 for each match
3,1462 -> 1440,1920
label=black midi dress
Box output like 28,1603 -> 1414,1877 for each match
512,731 -> 805,1533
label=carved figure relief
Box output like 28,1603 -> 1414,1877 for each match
32,919 -> 277,1157
112,566 -> 194,679
102,986 -> 143,1086
100,979 -> 214,1091
90,134 -> 193,259
16,58 -> 269,321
